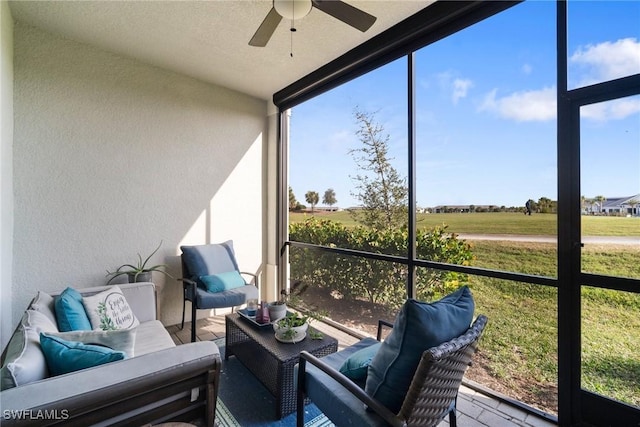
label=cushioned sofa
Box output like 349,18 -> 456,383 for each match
0,282 -> 221,426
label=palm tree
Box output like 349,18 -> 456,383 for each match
626,198 -> 639,216
305,191 -> 319,213
289,186 -> 298,211
593,195 -> 606,214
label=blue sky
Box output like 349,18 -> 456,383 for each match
289,1 -> 640,209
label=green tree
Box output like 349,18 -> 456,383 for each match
323,188 -> 337,207
626,198 -> 639,216
537,197 -> 551,213
289,186 -> 298,211
594,195 -> 606,213
305,191 -> 319,212
349,108 -> 407,230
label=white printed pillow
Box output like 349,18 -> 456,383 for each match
47,327 -> 137,358
82,286 -> 140,331
0,310 -> 59,390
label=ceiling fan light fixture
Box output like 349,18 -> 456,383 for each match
274,0 -> 312,20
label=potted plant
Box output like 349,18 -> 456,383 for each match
267,280 -> 307,321
272,312 -> 309,343
106,241 -> 173,284
267,289 -> 289,321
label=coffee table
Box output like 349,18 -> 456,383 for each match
225,313 -> 338,418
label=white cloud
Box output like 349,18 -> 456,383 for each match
581,97 -> 640,122
570,38 -> 640,85
435,72 -> 474,105
479,86 -> 639,123
522,63 -> 533,75
452,78 -> 473,105
478,86 -> 556,122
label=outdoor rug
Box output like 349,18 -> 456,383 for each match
213,338 -> 334,427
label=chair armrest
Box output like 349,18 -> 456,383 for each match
377,319 -> 394,341
298,351 -> 406,427
179,278 -> 197,287
239,272 -> 258,286
179,278 -> 198,295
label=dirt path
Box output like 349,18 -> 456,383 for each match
458,233 -> 639,245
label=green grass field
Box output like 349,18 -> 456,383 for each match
469,241 -> 639,412
289,211 -> 640,413
290,211 -> 640,236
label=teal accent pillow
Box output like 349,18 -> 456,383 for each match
339,341 -> 382,380
54,287 -> 92,332
365,286 -> 475,413
200,271 -> 245,293
39,333 -> 126,376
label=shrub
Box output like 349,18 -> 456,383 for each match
289,217 -> 474,307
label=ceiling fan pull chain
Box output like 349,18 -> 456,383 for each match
290,20 -> 296,57
290,0 -> 295,57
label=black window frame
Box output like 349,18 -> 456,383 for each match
275,1 -> 640,425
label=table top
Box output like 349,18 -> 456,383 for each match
226,313 -> 338,364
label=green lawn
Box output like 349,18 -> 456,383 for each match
290,211 -> 640,236
469,241 -> 640,412
288,211 -> 640,413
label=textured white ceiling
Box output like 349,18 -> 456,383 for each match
9,0 -> 432,101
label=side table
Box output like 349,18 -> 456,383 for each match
225,313 -> 338,418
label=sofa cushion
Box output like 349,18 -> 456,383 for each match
339,341 -> 382,381
0,311 -> 58,390
40,333 -> 126,376
55,287 -> 93,332
133,320 -> 176,356
200,271 -> 245,293
365,286 -> 475,413
29,291 -> 57,326
195,285 -> 258,309
47,327 -> 137,358
82,285 -> 140,330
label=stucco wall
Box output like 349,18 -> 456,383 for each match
12,23 -> 268,328
1,1 -> 15,350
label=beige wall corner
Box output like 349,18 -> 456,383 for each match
1,0 -> 15,350
12,23 -> 267,328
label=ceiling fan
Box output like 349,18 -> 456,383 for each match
249,0 -> 377,47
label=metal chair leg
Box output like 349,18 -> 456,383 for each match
181,296 -> 186,329
449,398 -> 458,427
191,299 -> 197,343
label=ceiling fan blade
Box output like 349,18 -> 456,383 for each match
249,7 -> 283,47
311,0 -> 376,32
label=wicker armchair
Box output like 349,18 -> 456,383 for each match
296,315 -> 488,427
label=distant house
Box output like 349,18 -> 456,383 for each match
432,204 -> 498,213
308,206 -> 341,212
599,194 -> 640,216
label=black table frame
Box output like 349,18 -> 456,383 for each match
225,313 -> 338,418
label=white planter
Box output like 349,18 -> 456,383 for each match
273,320 -> 308,343
268,302 -> 287,321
